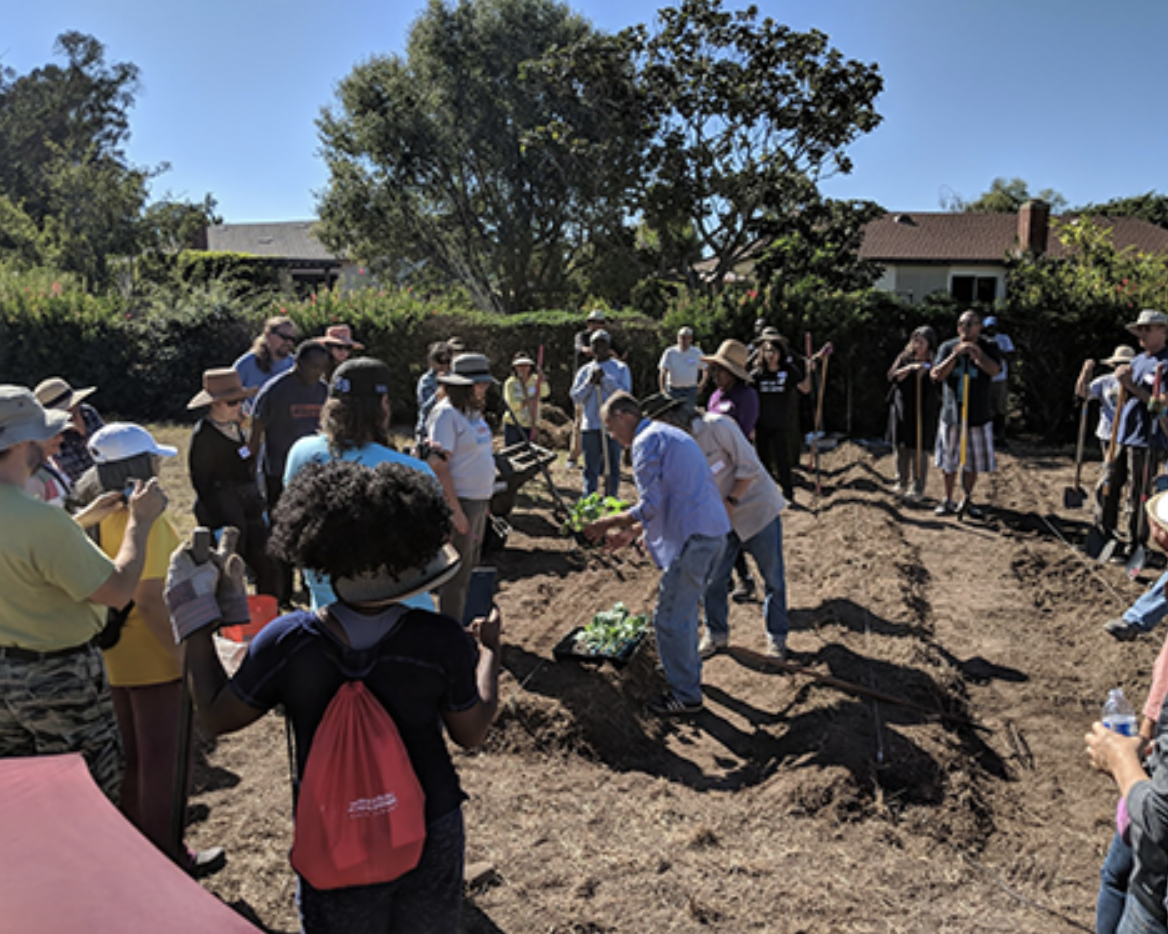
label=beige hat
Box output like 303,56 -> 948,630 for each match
701,339 -> 752,383
187,368 -> 258,409
321,324 -> 365,350
34,377 -> 97,412
1147,491 -> 1168,550
511,352 -> 536,368
1103,345 -> 1137,367
1127,309 -> 1168,334
0,386 -> 70,452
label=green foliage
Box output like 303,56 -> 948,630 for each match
561,493 -> 628,534
316,0 -> 640,313
136,250 -> 282,295
1075,191 -> 1168,230
945,177 -> 1068,214
575,602 -> 647,655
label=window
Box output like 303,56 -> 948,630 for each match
951,275 -> 997,303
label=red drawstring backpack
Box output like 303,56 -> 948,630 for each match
289,614 -> 427,890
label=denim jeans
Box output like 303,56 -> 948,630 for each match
654,534 -> 724,705
1117,891 -> 1168,934
298,808 -> 465,934
581,429 -> 622,498
1099,832 -> 1134,934
704,517 -> 789,642
1123,571 -> 1168,635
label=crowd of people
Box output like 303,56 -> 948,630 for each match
23,302 -> 1168,930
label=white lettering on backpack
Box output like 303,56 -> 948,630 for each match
348,793 -> 399,820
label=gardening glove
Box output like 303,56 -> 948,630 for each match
165,538 -> 222,643
211,527 -> 250,626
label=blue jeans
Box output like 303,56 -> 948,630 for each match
1099,832 -> 1134,934
1123,570 -> 1168,635
298,808 -> 465,934
1118,892 -> 1168,934
581,429 -> 622,498
704,517 -> 789,642
654,534 -> 724,705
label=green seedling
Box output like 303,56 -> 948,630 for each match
575,602 -> 648,656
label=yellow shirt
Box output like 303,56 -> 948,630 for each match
0,483 -> 111,651
97,511 -> 182,687
503,375 -> 549,428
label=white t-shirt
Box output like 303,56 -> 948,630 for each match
658,345 -> 705,389
427,400 -> 496,500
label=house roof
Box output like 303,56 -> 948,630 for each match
859,211 -> 1168,263
204,222 -> 341,262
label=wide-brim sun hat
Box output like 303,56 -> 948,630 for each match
1147,492 -> 1168,551
1127,309 -> 1168,334
34,377 -> 97,412
321,324 -> 365,350
438,353 -> 497,386
187,368 -> 258,409
0,386 -> 70,452
334,542 -> 462,605
640,392 -> 685,420
701,339 -> 752,383
88,423 -> 178,464
1103,345 -> 1137,367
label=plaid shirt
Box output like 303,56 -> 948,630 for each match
52,404 -> 104,484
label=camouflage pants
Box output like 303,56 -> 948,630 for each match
0,645 -> 124,803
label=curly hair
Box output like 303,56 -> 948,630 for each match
269,460 -> 450,581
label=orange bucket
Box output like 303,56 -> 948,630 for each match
221,594 -> 280,644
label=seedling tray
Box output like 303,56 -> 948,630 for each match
553,626 -> 647,668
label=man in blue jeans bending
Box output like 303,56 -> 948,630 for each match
583,392 -> 729,716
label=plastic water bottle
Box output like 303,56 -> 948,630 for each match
1103,688 -> 1138,737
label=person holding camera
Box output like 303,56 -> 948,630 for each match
570,331 -> 632,498
0,387 -> 166,805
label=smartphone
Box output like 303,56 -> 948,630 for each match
191,527 -> 212,565
123,480 -> 138,502
462,567 -> 497,627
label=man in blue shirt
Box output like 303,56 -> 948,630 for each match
583,392 -> 729,716
570,331 -> 632,498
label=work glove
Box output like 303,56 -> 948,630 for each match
165,537 -> 222,642
212,527 -> 250,625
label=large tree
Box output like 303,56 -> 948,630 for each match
316,0 -> 645,312
1075,191 -> 1168,230
943,177 -> 1067,214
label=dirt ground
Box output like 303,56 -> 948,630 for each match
177,437 -> 1168,933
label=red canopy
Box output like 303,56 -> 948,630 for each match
0,754 -> 261,933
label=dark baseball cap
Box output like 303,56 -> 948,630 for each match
330,357 -> 392,398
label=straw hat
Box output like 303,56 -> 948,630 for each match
334,543 -> 462,605
0,386 -> 70,452
187,369 -> 258,409
701,339 -> 752,382
321,324 -> 365,350
34,377 -> 97,412
1103,345 -> 1137,367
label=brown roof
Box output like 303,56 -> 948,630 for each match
859,212 -> 1168,263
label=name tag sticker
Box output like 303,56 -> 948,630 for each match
710,459 -> 726,475
238,446 -> 251,459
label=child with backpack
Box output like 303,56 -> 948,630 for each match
165,459 -> 502,934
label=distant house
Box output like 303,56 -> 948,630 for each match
860,201 -> 1168,304
196,221 -> 370,292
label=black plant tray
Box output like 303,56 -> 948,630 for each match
553,627 -> 647,668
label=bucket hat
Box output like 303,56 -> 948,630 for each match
34,377 -> 97,412
334,542 -> 462,605
701,339 -> 752,383
187,369 -> 258,409
1103,345 -> 1137,367
0,386 -> 70,452
321,324 -> 365,350
88,423 -> 178,464
1127,310 -> 1168,334
586,310 -> 608,323
438,353 -> 497,386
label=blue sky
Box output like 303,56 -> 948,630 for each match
5,0 -> 1165,222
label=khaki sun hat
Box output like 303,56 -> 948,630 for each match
511,352 -> 536,368
0,386 -> 70,452
701,339 -> 752,383
187,368 -> 258,409
1127,309 -> 1168,334
438,353 -> 497,386
34,377 -> 97,412
321,324 -> 365,350
1103,345 -> 1137,367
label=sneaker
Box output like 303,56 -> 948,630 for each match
934,499 -> 957,516
1104,618 -> 1143,643
566,459 -> 578,470
647,692 -> 704,716
185,845 -> 227,879
891,482 -> 904,495
765,635 -> 787,662
958,501 -> 985,520
699,631 -> 729,659
903,490 -> 922,504
731,578 -> 756,603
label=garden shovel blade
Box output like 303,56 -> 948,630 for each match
1064,403 -> 1090,509
1084,524 -> 1114,561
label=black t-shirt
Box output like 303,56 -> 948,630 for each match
253,371 -> 327,477
936,337 -> 1002,428
751,356 -> 804,430
231,608 -> 481,824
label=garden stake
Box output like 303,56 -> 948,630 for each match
915,367 -> 923,495
529,344 -> 545,444
1127,363 -> 1164,578
956,363 -> 971,520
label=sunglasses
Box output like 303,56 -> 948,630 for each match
274,331 -> 297,342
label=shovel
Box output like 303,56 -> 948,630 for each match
1126,365 -> 1164,577
1088,385 -> 1129,560
1063,400 -> 1089,509
955,365 -> 971,520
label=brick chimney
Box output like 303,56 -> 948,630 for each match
1018,200 -> 1050,255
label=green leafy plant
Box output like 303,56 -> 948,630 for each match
561,493 -> 628,535
575,602 -> 648,656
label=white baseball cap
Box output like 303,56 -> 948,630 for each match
88,423 -> 178,464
